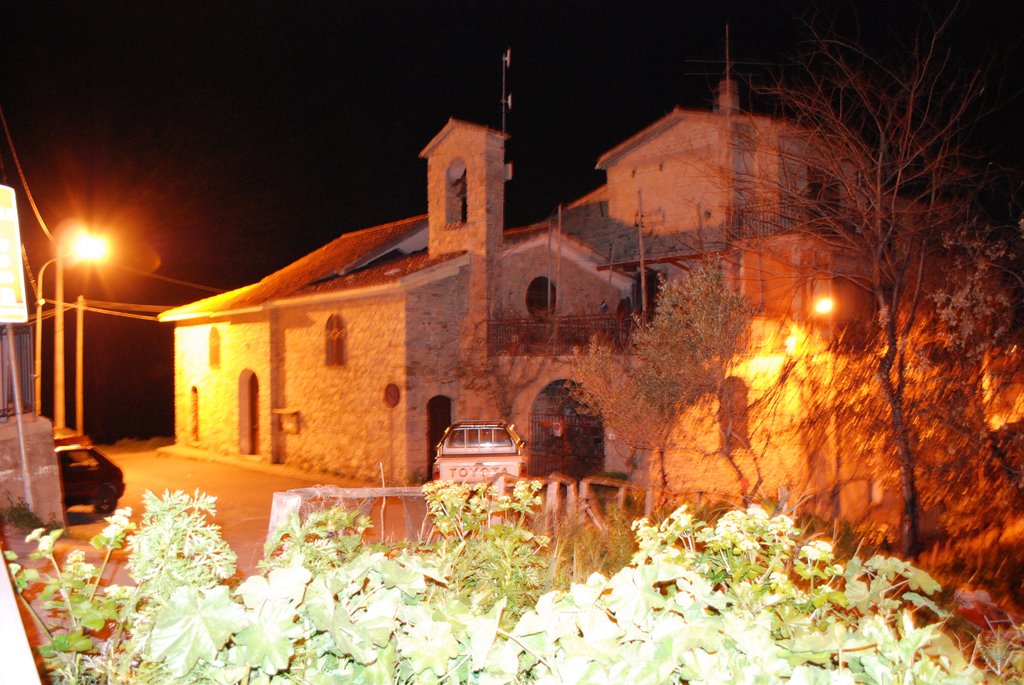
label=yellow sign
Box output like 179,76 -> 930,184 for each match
0,186 -> 28,323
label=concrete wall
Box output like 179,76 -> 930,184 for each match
0,414 -> 64,526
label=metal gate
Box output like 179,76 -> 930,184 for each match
528,412 -> 604,479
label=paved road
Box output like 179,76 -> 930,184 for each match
60,444 -> 391,578
3,443 -> 431,657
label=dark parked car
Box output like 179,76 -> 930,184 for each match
57,445 -> 125,514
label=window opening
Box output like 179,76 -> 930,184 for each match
719,376 -> 750,453
526,276 -> 556,317
326,314 -> 347,366
208,328 -> 221,369
445,158 -> 468,225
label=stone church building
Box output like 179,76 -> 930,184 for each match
161,83 -> 874,513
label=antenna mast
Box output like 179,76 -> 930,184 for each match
501,48 -> 512,134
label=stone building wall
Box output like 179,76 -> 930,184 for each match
603,116 -> 728,237
173,314 -> 271,457
496,242 -> 628,318
402,268 -> 469,480
273,293 -> 409,482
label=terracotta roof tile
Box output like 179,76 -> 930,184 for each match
162,215 -> 428,319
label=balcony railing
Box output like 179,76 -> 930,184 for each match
488,314 -> 633,357
726,205 -> 798,242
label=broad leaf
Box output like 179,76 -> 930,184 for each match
148,585 -> 247,677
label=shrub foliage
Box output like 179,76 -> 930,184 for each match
5,485 -> 1021,683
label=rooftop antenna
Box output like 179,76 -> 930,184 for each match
725,23 -> 731,88
501,48 -> 512,134
501,48 -> 513,182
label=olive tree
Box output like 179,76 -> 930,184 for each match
571,260 -> 754,493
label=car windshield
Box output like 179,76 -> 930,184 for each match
446,427 -> 514,449
62,450 -> 99,468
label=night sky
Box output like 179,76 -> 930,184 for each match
0,1 -> 1021,441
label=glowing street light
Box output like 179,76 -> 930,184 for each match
34,228 -> 109,432
813,296 -> 834,315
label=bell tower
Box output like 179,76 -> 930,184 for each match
420,118 -> 507,261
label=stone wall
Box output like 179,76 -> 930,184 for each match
273,293 -> 409,482
496,241 -> 628,317
172,313 -> 272,457
603,116 -> 729,237
403,269 -> 469,480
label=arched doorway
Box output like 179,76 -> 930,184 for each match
529,380 -> 604,479
426,395 -> 452,479
239,370 -> 259,455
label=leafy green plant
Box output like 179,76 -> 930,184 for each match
5,509 -> 135,684
421,479 -> 549,625
7,489 -> 1013,683
973,627 -> 1024,682
261,505 -> 371,574
1,495 -> 47,530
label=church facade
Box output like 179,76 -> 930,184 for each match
161,83 -> 884,520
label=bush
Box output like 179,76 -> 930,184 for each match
0,496 -> 48,531
6,488 -> 1020,683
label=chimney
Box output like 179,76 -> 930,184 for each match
715,78 -> 740,113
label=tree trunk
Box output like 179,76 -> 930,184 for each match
878,325 -> 921,558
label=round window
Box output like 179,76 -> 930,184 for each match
526,277 -> 556,316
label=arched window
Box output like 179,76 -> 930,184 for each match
445,158 -> 468,226
326,314 -> 347,366
208,328 -> 220,369
526,276 -> 556,317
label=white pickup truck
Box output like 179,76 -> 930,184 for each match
432,421 -> 526,483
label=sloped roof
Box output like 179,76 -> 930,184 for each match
161,214 -> 430,320
419,118 -> 508,158
595,108 -> 688,170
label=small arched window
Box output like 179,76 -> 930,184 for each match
445,158 -> 468,226
526,277 -> 556,317
208,328 -> 221,369
326,314 -> 347,366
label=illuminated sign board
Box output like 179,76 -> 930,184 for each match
0,185 -> 28,323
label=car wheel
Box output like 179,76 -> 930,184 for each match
93,484 -> 119,514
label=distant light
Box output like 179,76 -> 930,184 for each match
813,297 -> 834,315
70,232 -> 108,262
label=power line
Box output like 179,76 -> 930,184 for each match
80,305 -> 160,322
110,263 -> 226,293
0,103 -> 53,242
82,299 -> 170,313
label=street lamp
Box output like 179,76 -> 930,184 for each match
813,297 -> 834,315
33,229 -> 108,432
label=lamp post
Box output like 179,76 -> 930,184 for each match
33,230 -> 108,431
